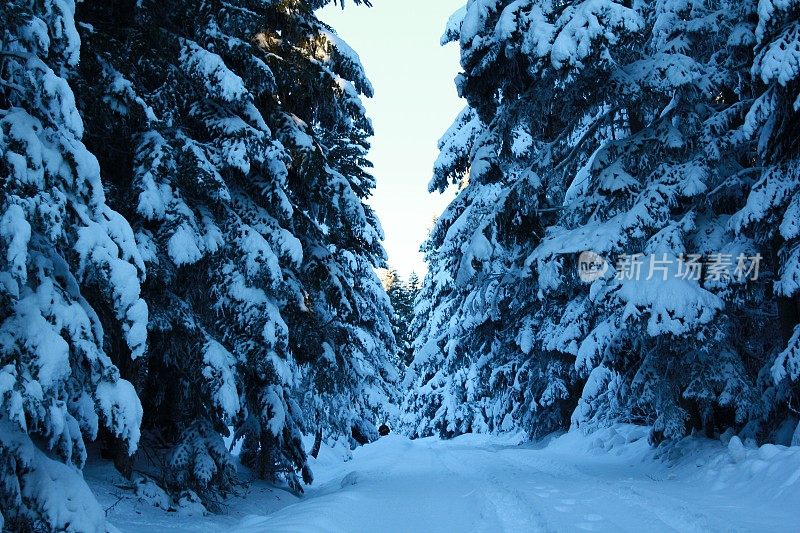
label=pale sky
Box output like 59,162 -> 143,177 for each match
320,0 -> 465,278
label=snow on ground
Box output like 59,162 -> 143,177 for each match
90,426 -> 800,532
86,460 -> 298,532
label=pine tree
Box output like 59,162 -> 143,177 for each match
73,0 -> 396,501
729,0 -> 800,439
402,273 -> 423,366
544,0 -> 771,442
407,0 -> 795,443
408,272 -> 422,292
382,269 -> 421,366
1,1 -> 147,529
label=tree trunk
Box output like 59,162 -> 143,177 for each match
777,296 -> 800,343
310,428 -> 323,459
772,240 -> 800,343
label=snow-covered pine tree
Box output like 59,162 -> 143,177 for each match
0,1 -> 147,529
272,9 -> 400,445
532,0 -> 778,442
729,0 -> 800,439
382,269 -> 420,366
74,0 -> 396,500
401,273 -> 423,366
408,272 -> 422,292
407,0 -> 790,443
403,0 -> 646,438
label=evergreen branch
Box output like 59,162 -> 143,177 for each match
0,49 -> 34,60
0,79 -> 25,94
552,105 -> 622,173
707,167 -> 764,196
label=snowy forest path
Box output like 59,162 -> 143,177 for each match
231,433 -> 793,533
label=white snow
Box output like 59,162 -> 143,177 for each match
773,325 -> 800,382
167,224 -> 205,266
550,1 -> 644,69
236,429 -> 800,533
617,258 -> 724,337
0,204 -> 31,281
202,340 -> 241,419
319,29 -> 374,95
3,421 -> 106,533
95,380 -> 143,454
179,40 -> 249,104
754,22 -> 800,86
441,6 -> 467,45
90,426 -> 800,532
460,0 -> 501,49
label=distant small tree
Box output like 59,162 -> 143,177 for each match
402,273 -> 423,365
408,272 -> 422,293
382,269 -> 420,366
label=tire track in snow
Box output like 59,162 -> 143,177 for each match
489,448 -> 738,532
232,435 -> 796,533
436,444 -> 554,532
